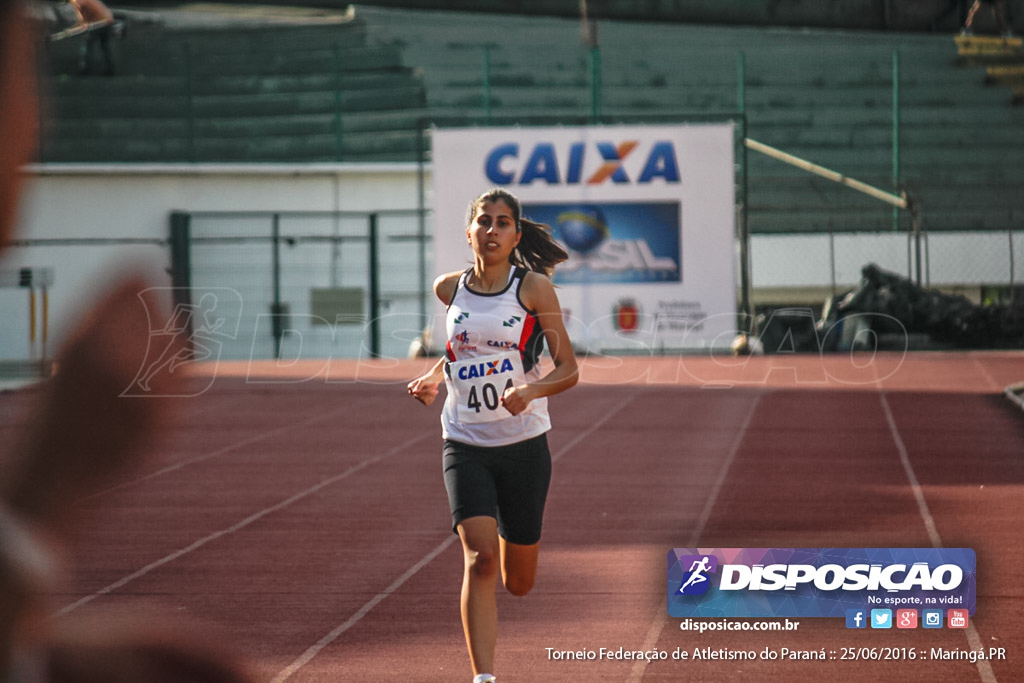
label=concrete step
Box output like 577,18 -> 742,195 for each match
43,127 -> 421,163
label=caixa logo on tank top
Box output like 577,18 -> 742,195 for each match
487,339 -> 521,350
455,355 -> 517,380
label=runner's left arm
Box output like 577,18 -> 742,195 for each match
501,273 -> 578,416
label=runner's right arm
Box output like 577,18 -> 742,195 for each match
408,356 -> 446,406
406,271 -> 461,406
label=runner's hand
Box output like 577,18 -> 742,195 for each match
500,385 -> 530,416
407,378 -> 439,406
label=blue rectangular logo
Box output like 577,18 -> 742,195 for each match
675,554 -> 718,595
524,201 -> 681,284
845,609 -> 867,629
668,548 -> 976,619
871,609 -> 893,629
922,609 -> 944,628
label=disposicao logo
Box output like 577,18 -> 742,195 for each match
675,555 -> 718,596
667,548 -> 976,619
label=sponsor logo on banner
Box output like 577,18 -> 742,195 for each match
613,299 -> 641,332
431,124 -> 737,352
484,140 -> 681,186
525,201 -> 680,284
667,548 -> 976,619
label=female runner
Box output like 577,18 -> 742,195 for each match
407,188 -> 579,683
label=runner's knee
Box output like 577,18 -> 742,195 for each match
465,546 -> 500,581
503,572 -> 535,597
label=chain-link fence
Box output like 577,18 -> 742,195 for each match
751,229 -> 1022,299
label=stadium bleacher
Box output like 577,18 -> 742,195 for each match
38,3 -> 1024,236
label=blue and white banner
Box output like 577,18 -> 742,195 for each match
668,548 -> 977,618
525,201 -> 681,285
431,124 -> 737,353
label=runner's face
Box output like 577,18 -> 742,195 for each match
467,200 -> 520,262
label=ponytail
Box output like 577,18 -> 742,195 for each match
513,218 -> 568,277
467,187 -> 568,277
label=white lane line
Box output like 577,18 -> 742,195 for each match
970,354 -> 1002,393
56,432 -> 431,617
880,394 -> 943,549
627,392 -> 762,683
269,534 -> 460,683
271,391 -> 640,681
552,391 -> 639,464
881,392 -> 996,683
86,401 -> 360,501
1005,382 -> 1024,411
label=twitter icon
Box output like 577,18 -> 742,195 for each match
870,609 -> 893,629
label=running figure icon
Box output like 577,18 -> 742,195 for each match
123,290 -> 241,397
678,556 -> 712,593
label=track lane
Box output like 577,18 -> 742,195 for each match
3,353 -> 1020,682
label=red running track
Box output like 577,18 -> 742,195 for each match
1,351 -> 1022,682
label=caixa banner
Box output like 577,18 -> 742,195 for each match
431,124 -> 737,353
667,548 -> 976,618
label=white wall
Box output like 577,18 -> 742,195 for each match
1,164 -> 424,360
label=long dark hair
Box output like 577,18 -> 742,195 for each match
467,188 -> 568,276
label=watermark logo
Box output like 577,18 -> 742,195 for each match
123,288 -> 241,397
668,548 -> 976,619
676,555 -> 718,596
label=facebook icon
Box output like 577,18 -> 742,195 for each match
845,609 -> 867,629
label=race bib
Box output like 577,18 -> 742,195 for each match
448,351 -> 526,424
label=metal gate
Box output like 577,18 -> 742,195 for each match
169,209 -> 431,362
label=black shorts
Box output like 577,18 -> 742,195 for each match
442,433 -> 552,546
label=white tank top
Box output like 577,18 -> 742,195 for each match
441,267 -> 551,447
